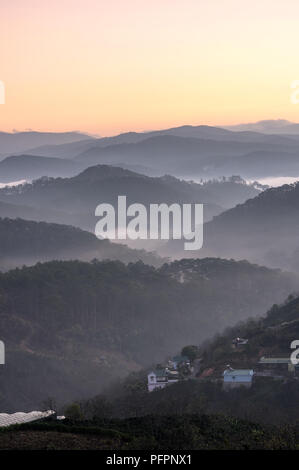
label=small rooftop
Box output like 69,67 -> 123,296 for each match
172,355 -> 189,363
223,369 -> 254,376
149,369 -> 167,377
150,368 -> 180,378
232,337 -> 248,344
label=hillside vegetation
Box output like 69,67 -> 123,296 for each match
0,166 -> 260,232
0,217 -> 163,269
0,415 -> 297,450
200,182 -> 299,272
0,257 -> 296,411
92,294 -> 299,425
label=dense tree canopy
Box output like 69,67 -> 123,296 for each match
0,257 -> 297,411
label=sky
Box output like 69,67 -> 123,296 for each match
0,0 -> 299,136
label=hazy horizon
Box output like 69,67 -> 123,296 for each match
1,118 -> 299,137
1,0 -> 299,135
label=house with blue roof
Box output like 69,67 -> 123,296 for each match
223,367 -> 254,389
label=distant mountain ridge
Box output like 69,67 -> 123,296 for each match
71,134 -> 299,179
0,165 -> 260,233
224,119 -> 299,135
0,154 -> 84,183
5,124 -> 299,181
18,124 -> 299,180
0,131 -> 91,158
24,124 -> 299,159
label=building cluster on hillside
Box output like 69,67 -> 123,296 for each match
148,337 -> 299,393
222,355 -> 299,389
147,355 -> 192,392
222,340 -> 299,390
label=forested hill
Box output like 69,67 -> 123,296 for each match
0,217 -> 163,269
198,293 -> 299,374
199,181 -> 299,272
89,294 -> 299,427
0,165 -> 260,231
0,258 -> 297,411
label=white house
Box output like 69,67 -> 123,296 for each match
147,368 -> 179,392
223,367 -> 254,389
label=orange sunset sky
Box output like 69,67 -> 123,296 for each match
0,0 -> 299,136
